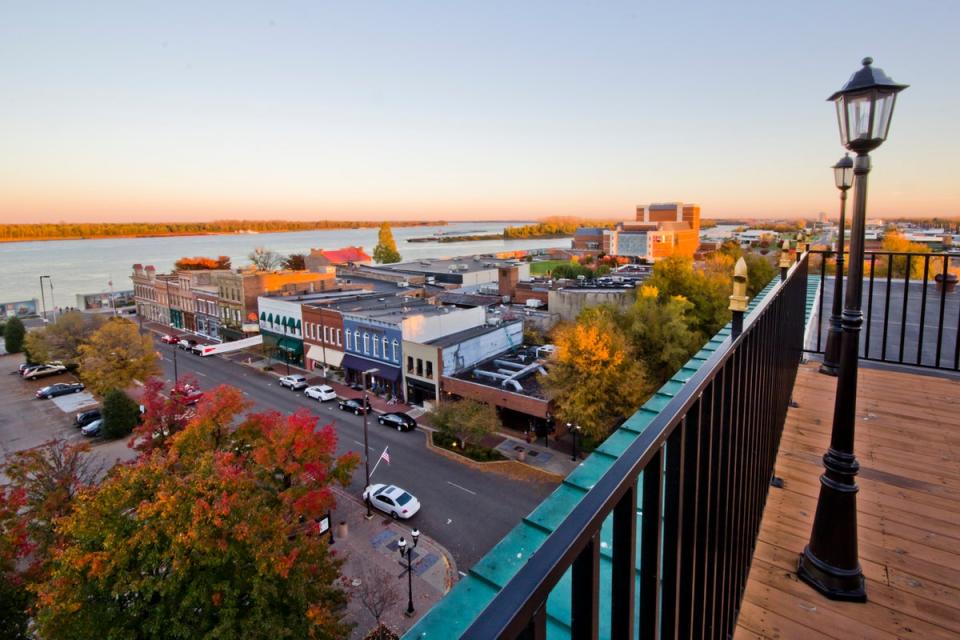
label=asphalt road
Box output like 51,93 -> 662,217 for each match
154,342 -> 556,570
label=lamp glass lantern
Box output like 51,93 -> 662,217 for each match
833,154 -> 854,190
828,58 -> 908,154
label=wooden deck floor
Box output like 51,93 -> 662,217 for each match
735,362 -> 960,640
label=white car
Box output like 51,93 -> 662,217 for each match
278,374 -> 308,391
80,418 -> 103,437
362,484 -> 421,520
304,385 -> 337,402
22,362 -> 68,380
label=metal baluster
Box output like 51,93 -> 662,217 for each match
571,534 -> 600,640
917,255 -> 930,365
881,253 -> 893,360
638,449 -> 664,640
661,424 -> 686,640
899,254 -> 911,363
612,479 -> 638,640
935,256 -> 949,368
865,254 -> 876,359
677,401 -> 702,639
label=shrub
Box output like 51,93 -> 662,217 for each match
101,390 -> 141,439
432,431 -> 506,462
3,317 -> 25,354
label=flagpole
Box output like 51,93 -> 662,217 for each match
369,445 -> 390,479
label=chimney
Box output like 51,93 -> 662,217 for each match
498,265 -> 519,298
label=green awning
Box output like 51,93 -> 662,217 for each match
276,337 -> 303,356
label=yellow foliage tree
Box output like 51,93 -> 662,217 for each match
78,319 -> 160,396
543,313 -> 651,442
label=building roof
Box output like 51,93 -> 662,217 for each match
435,292 -> 502,307
310,246 -> 371,264
375,255 -> 522,276
450,346 -> 548,398
425,321 -> 520,348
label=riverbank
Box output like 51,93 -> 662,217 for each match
407,232 -> 573,243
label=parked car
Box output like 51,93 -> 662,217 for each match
160,334 -> 180,344
177,338 -> 197,350
189,343 -> 205,355
172,384 -> 204,405
337,398 -> 369,415
362,484 -> 421,520
75,408 -> 102,427
18,362 -> 34,375
278,374 -> 308,391
36,382 -> 85,399
304,384 -> 337,402
378,412 -> 417,432
80,418 -> 103,437
22,363 -> 68,380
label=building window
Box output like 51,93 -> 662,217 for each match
407,356 -> 414,373
382,336 -> 388,360
426,361 -> 433,379
372,335 -> 379,357
363,332 -> 370,354
346,330 -> 353,350
354,330 -> 361,352
392,339 -> 399,362
416,359 -> 423,377
336,329 -> 342,346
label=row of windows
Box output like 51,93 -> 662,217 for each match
407,356 -> 434,379
346,329 -> 400,363
304,322 -> 343,347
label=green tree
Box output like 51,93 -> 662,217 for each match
24,311 -> 105,366
621,286 -> 701,386
101,389 -> 141,439
430,398 -> 499,448
78,318 -> 160,396
373,223 -> 401,264
23,330 -> 51,364
3,317 -> 25,354
33,388 -> 358,640
743,253 -> 778,297
543,313 -> 651,442
283,253 -> 307,270
647,256 -> 731,340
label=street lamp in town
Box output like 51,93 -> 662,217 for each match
820,153 -> 855,376
567,422 -> 581,461
799,57 -> 907,603
397,528 -> 420,616
362,367 -> 379,518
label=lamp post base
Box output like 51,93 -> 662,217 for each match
797,546 -> 866,602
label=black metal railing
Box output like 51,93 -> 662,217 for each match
462,255 -> 810,639
807,249 -> 960,371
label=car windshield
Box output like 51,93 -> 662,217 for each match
396,493 -> 413,506
373,486 -> 389,496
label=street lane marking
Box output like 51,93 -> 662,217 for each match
194,372 -> 207,377
352,440 -> 365,447
446,481 -> 476,496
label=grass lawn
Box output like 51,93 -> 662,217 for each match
529,259 -> 571,275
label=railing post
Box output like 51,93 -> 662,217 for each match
779,239 -> 793,283
798,153 -> 870,602
729,257 -> 749,338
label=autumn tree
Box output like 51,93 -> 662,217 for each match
543,312 -> 651,442
78,318 -> 160,396
283,253 -> 307,270
23,330 -> 51,364
879,230 -> 933,278
248,247 -> 284,271
0,484 -> 30,639
22,311 -> 105,366
101,389 -> 141,439
3,317 -> 25,354
743,253 -> 778,297
130,375 -> 200,453
373,223 -> 401,264
430,398 -> 500,448
33,387 -> 359,640
174,255 -> 231,270
350,563 -> 400,637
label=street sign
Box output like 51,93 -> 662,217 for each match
317,514 -> 330,535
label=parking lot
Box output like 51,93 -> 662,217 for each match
0,353 -> 137,480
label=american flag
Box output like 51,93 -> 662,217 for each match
380,449 -> 391,465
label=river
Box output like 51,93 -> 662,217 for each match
0,222 -> 571,306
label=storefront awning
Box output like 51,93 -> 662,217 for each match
276,337 -> 303,356
341,354 -> 402,383
306,345 -> 344,368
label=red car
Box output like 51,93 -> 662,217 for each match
172,385 -> 204,406
160,334 -> 181,344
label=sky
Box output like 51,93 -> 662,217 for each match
1,1 -> 957,223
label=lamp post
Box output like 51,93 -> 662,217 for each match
798,57 -> 907,603
820,154 -> 855,376
398,528 -> 420,616
567,422 -> 581,461
39,275 -> 50,322
362,367 -> 379,518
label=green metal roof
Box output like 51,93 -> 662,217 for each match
404,272 -> 820,639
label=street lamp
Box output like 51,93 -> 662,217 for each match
567,422 -> 581,461
362,367 -> 379,518
398,528 -> 420,616
798,57 -> 907,603
820,154 -> 855,376
39,276 -> 50,322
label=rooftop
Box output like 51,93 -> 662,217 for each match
376,255 -> 523,275
735,362 -> 960,639
450,346 -> 548,397
426,321 -> 521,348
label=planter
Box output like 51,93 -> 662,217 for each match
935,273 -> 958,293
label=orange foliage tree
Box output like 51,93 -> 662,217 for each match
174,255 -> 231,270
32,385 -> 359,640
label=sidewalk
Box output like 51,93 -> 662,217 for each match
491,431 -> 580,478
331,488 -> 456,639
